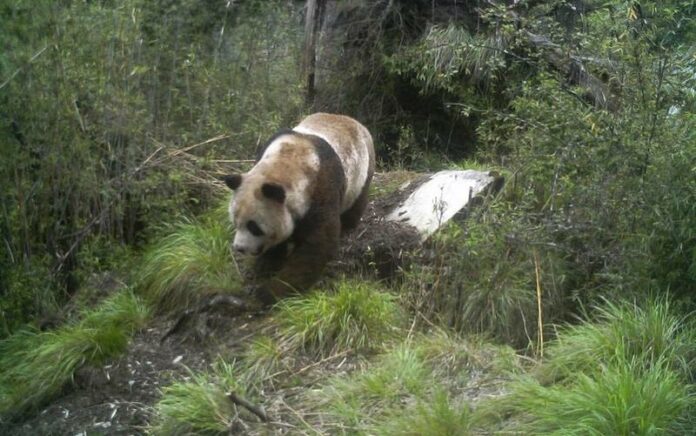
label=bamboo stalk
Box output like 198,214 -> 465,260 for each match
533,249 -> 544,358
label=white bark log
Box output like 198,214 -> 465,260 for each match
385,170 -> 496,241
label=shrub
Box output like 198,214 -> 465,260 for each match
403,218 -> 567,348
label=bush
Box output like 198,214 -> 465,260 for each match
403,218 -> 567,348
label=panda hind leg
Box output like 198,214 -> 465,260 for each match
340,181 -> 371,234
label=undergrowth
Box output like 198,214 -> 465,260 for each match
137,201 -> 242,313
538,297 -> 696,384
474,298 -> 696,434
0,290 -> 149,422
275,280 -> 403,357
374,389 -> 472,436
317,331 -> 517,433
403,218 -> 566,348
484,359 -> 693,435
150,359 -> 249,435
241,335 -> 286,384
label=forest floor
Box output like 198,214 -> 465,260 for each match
5,171 -> 511,435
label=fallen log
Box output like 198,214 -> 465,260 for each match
338,170 -> 503,277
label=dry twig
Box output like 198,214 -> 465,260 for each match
227,391 -> 269,422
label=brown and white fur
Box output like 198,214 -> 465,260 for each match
224,113 -> 375,305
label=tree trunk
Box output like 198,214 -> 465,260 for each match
303,0 -> 327,107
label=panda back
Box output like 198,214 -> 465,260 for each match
293,113 -> 373,212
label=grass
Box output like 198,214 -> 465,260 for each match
0,290 -> 149,421
473,297 -> 696,434
485,359 -> 693,435
538,297 -> 696,384
317,331 -> 516,433
374,389 -> 472,436
241,335 -> 286,383
137,201 -> 242,313
325,344 -> 431,430
275,280 -> 403,356
402,218 -> 567,348
150,359 -> 247,435
412,329 -> 519,379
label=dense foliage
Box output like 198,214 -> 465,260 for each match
1,0 -> 695,432
1,0 -> 304,333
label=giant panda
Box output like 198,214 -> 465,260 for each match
223,113 -> 375,305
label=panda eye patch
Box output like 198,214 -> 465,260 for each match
247,220 -> 264,237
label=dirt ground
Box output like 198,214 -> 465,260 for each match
5,310 -> 265,435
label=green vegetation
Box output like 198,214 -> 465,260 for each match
151,360 -> 246,435
241,335 -> 285,383
137,200 -> 242,313
538,298 -> 696,384
474,298 -> 696,434
0,0 -> 303,334
275,280 -> 404,357
318,332 -> 516,433
403,219 -> 566,347
1,0 -> 695,433
0,290 -> 148,420
374,389 -> 471,436
492,361 -> 692,435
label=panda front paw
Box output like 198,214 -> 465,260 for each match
242,284 -> 278,307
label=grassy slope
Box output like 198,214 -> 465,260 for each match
1,181 -> 694,435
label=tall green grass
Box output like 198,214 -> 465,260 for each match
0,290 -> 149,421
490,359 -> 692,435
538,297 -> 696,384
138,202 -> 242,313
275,280 -> 403,356
474,298 -> 696,434
151,359 -> 246,435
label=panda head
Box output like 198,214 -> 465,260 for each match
223,173 -> 293,256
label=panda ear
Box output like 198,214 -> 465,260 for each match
261,183 -> 286,204
223,174 -> 243,190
